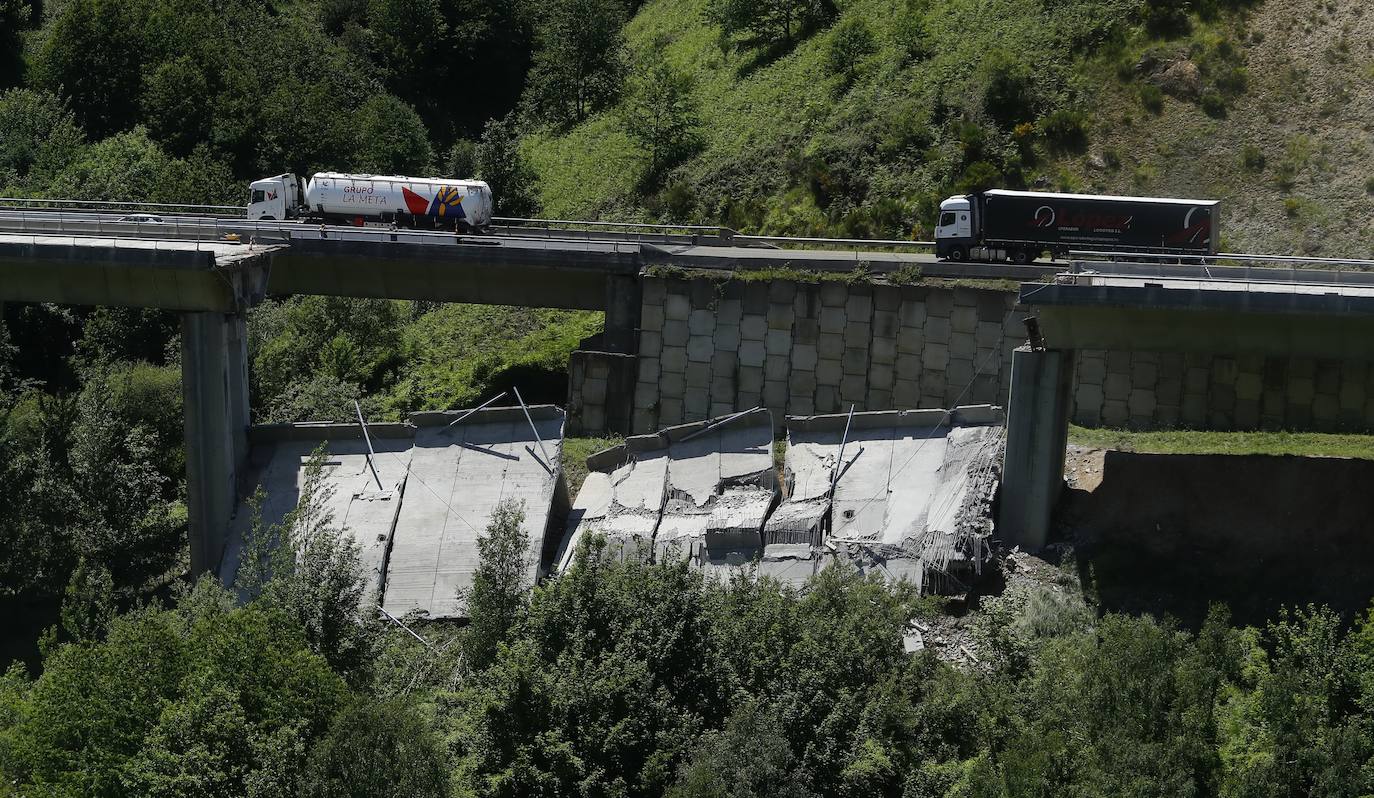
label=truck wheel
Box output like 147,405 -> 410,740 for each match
1011,249 -> 1031,265
946,247 -> 966,262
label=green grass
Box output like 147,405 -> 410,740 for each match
644,263 -> 1021,293
386,305 -> 604,416
561,435 -> 625,495
523,0 -> 1148,235
1068,425 -> 1374,460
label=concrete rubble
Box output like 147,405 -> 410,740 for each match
558,406 -> 1006,592
556,407 -> 777,573
219,406 -> 569,620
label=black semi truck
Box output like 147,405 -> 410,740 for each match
934,189 -> 1220,263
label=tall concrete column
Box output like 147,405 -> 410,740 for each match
603,274 -> 642,354
182,311 -> 250,576
999,345 -> 1074,551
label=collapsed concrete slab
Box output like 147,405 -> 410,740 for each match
773,407 -> 1005,591
219,423 -> 413,601
219,406 -> 568,620
556,408 -> 777,571
559,406 -> 1004,594
384,407 -> 566,620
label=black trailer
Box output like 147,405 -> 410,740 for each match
982,189 -> 1218,254
935,189 -> 1220,263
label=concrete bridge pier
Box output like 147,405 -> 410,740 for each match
181,311 -> 251,575
999,345 -> 1074,551
602,273 -> 642,354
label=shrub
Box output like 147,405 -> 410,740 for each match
1139,84 -> 1164,114
878,102 -> 932,157
305,699 -> 450,798
955,160 -> 1002,193
445,139 -> 477,177
826,17 -> 877,88
475,114 -> 538,216
1142,0 -> 1190,37
888,264 -> 923,284
1283,197 -> 1301,217
1039,108 -> 1088,150
1240,144 -> 1265,172
981,48 -> 1036,126
1274,162 -> 1297,192
1365,176 -> 1374,194
893,7 -> 932,62
1199,90 -> 1226,118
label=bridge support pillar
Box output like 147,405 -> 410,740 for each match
999,345 -> 1073,551
181,311 -> 250,576
603,274 -> 641,354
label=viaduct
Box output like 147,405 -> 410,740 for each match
4,213 -> 1374,575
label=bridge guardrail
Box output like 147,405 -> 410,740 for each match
0,197 -> 244,216
732,234 -> 935,250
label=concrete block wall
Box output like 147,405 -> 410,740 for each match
1070,349 -> 1374,431
634,276 -> 1022,432
562,273 -> 1374,437
566,350 -> 637,436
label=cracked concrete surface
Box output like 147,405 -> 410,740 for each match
220,407 -> 568,620
559,406 -> 1004,592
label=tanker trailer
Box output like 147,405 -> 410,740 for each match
248,172 -> 494,231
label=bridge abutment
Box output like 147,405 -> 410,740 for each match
998,345 -> 1074,552
181,311 -> 251,575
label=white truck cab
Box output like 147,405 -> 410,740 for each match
934,195 -> 974,261
247,174 -> 303,221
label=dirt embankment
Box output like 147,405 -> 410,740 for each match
1058,445 -> 1374,627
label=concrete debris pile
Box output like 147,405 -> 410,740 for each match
559,406 -> 1006,592
557,408 -> 777,573
220,406 -> 569,620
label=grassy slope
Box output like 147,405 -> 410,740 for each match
1069,424 -> 1374,458
388,305 -> 603,415
526,0 -> 1133,233
560,435 -> 625,495
1058,0 -> 1374,257
526,0 -> 1369,257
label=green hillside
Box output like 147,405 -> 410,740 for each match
526,0 -> 1372,256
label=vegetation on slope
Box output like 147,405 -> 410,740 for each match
1070,424 -> 1374,458
522,0 -> 1374,260
6,0 -> 1374,792
8,483 -> 1374,796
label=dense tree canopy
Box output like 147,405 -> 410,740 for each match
0,0 -> 1363,794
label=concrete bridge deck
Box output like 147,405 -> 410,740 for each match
0,233 -> 275,311
1024,272 -> 1374,360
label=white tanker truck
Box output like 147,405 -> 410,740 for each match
247,172 -> 494,231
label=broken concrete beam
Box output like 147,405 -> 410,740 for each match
763,499 -> 826,547
704,486 -> 775,551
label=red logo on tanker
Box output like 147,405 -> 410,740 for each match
402,187 -> 430,215
1029,206 -> 1132,232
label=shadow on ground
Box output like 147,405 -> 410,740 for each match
1057,448 -> 1374,630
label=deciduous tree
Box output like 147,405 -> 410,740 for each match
623,59 -> 703,182
523,0 -> 628,126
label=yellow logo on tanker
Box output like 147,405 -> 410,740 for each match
402,185 -> 467,219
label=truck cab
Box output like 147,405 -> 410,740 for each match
247,174 -> 303,221
934,195 -> 975,261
